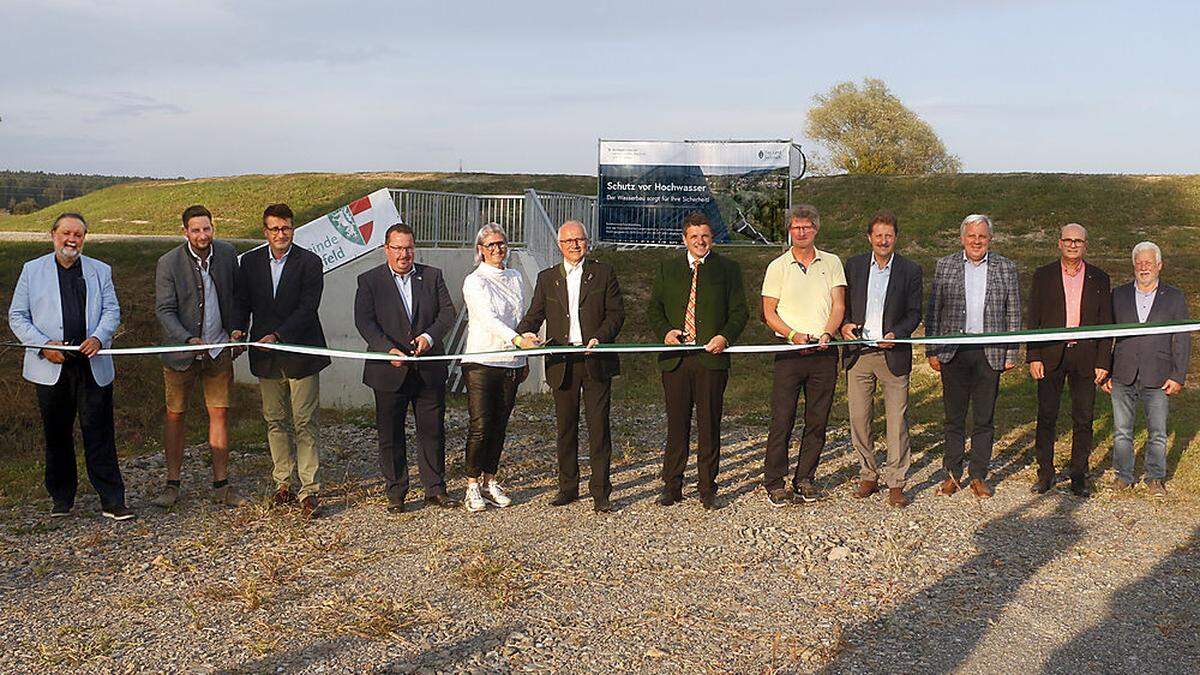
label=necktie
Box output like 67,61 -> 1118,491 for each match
684,259 -> 700,343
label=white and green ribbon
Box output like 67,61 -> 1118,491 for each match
6,321 -> 1198,362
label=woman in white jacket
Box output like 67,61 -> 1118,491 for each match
460,223 -> 528,512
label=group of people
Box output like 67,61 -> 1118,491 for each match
7,202 -> 1190,521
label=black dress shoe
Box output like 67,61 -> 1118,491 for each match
1069,481 -> 1090,498
1030,478 -> 1055,494
550,492 -> 579,507
424,494 -> 460,509
658,491 -> 676,507
700,493 -> 718,511
387,501 -> 406,514
593,497 -> 613,513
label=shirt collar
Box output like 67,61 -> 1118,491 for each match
1061,259 -> 1085,277
270,245 -> 292,263
962,251 -> 989,266
391,265 -> 416,281
1136,283 -> 1158,296
871,253 -> 894,271
563,259 -> 584,274
687,251 -> 710,267
187,242 -> 212,266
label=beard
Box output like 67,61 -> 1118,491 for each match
56,245 -> 81,260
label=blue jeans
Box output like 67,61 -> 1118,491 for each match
1110,382 -> 1169,482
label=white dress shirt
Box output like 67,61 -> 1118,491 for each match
863,253 -> 892,340
188,243 -> 225,358
462,263 -> 527,368
1136,284 -> 1158,323
963,252 -> 989,333
269,245 -> 291,297
564,260 -> 584,345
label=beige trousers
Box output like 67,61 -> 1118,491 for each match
846,351 -> 911,488
259,374 -> 321,500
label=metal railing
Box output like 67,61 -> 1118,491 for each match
390,189 -> 526,247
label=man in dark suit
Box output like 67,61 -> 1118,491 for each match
1103,241 -> 1190,496
354,223 -> 459,513
647,211 -> 748,510
1026,223 -> 1113,497
925,214 -> 1022,499
232,203 -> 331,518
515,220 -> 625,513
153,204 -> 246,509
840,209 -> 923,507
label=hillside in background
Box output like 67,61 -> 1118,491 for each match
0,172 -> 594,237
2,172 -> 1197,257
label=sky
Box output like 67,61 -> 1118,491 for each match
1,0 -> 1197,178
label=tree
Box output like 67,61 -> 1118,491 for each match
805,78 -> 961,175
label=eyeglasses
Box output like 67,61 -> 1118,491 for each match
1060,238 -> 1086,246
385,244 -> 413,253
481,241 -> 507,251
265,225 -> 294,234
558,238 -> 587,246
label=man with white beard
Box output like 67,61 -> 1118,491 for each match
8,213 -> 133,520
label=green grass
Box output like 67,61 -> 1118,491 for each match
0,171 -> 595,238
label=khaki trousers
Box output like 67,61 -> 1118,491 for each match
259,374 -> 321,500
846,351 -> 911,488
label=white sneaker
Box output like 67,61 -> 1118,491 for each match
481,480 -> 512,508
464,483 -> 487,513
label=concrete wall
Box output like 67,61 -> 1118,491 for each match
234,247 -> 548,409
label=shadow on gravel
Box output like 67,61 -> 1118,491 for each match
1040,524 -> 1200,673
215,624 -> 520,673
823,493 -> 1087,672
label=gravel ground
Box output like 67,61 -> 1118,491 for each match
1,404 -> 1197,674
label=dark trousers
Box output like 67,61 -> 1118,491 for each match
661,354 -> 728,497
374,370 -> 448,505
35,360 -> 125,509
940,347 -> 1002,482
1034,344 -> 1096,482
463,364 -> 520,478
763,349 -> 839,490
552,356 -> 613,500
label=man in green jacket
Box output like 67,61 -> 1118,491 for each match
648,211 -> 748,510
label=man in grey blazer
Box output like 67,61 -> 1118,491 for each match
152,205 -> 245,508
1102,241 -> 1190,496
8,213 -> 132,520
925,214 -> 1021,499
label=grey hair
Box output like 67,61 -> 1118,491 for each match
558,220 -> 587,239
960,214 -> 993,237
1060,222 -> 1088,239
788,204 -> 820,228
1132,241 -> 1162,265
474,222 -> 507,265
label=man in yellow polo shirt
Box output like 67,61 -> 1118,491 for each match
761,204 -> 846,505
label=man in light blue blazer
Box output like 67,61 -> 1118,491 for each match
8,213 -> 133,520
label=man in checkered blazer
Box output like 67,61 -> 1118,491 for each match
925,214 -> 1022,499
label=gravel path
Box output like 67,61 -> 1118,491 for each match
1,405 -> 1197,673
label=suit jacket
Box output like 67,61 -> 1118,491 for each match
1110,281 -> 1191,387
155,240 -> 240,371
925,251 -> 1022,371
841,252 -> 923,376
1025,260 -> 1113,371
515,258 -> 625,388
8,253 -> 121,387
233,245 -> 331,379
354,262 -> 456,392
647,251 -> 748,372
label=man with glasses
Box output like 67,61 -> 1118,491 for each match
761,204 -> 846,505
354,222 -> 459,513
232,204 -> 330,518
1026,223 -> 1112,497
515,220 -> 625,513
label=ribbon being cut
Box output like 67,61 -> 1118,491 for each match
9,321 -> 1200,362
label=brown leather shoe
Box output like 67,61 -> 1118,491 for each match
938,477 -> 959,496
273,485 -> 295,507
969,479 -> 993,499
854,479 -> 879,499
300,495 -> 320,518
887,487 -> 911,508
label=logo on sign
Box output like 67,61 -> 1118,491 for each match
327,196 -> 376,246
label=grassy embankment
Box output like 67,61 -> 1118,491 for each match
2,172 -> 1200,506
